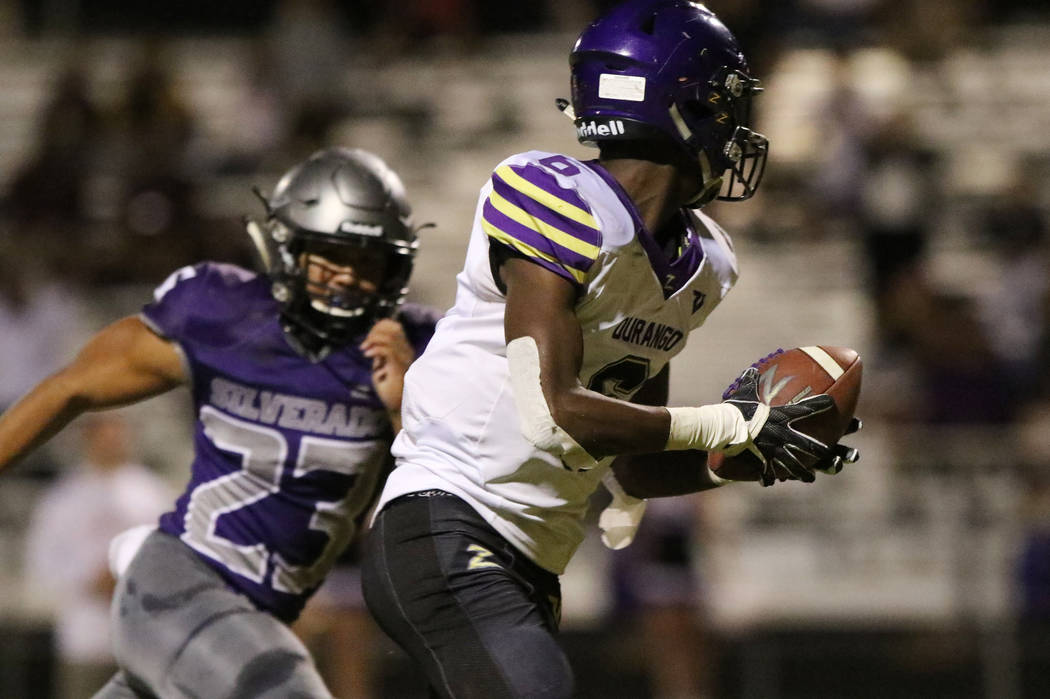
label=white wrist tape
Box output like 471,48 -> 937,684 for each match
665,402 -> 769,455
507,336 -> 597,472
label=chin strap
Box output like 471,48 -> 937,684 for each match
280,319 -> 332,363
687,177 -> 723,207
686,151 -> 724,207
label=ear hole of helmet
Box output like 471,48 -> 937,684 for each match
382,255 -> 413,299
681,98 -> 722,126
678,98 -> 732,162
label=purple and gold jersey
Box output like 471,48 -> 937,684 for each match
379,151 -> 738,574
141,262 -> 437,621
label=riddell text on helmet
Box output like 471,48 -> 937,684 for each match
576,120 -> 626,138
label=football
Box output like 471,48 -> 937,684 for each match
707,345 -> 863,481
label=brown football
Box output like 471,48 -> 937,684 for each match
707,346 -> 863,481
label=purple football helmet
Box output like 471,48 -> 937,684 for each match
568,0 -> 768,204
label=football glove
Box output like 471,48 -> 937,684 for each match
722,367 -> 836,487
812,417 -> 862,475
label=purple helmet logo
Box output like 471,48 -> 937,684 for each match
568,0 -> 768,202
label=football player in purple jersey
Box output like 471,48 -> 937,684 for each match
0,147 -> 440,698
360,2 -> 860,698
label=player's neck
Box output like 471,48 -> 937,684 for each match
600,157 -> 692,244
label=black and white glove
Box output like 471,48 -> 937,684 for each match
812,417 -> 862,475
722,367 -> 838,487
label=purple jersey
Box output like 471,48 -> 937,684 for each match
141,262 -> 437,621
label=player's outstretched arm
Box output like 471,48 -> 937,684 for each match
502,257 -> 842,479
0,316 -> 186,472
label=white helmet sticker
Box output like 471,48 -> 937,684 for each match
598,74 -> 646,102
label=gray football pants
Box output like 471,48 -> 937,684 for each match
92,530 -> 333,699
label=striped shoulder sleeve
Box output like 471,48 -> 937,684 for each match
481,157 -> 602,287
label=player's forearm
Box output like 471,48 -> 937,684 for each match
0,371 -> 89,471
0,321 -> 183,472
611,450 -> 734,498
549,387 -> 672,458
551,387 -> 757,466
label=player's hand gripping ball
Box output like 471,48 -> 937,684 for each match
709,346 -> 863,485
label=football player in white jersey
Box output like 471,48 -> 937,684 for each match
361,2 -> 859,697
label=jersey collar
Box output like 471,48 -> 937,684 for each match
583,160 -> 705,298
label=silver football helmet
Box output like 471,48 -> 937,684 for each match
246,147 -> 419,358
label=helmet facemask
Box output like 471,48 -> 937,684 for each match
673,67 -> 768,205
271,226 -> 415,358
286,235 -> 387,338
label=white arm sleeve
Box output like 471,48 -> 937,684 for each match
506,336 -> 598,472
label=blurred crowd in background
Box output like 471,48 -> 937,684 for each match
1,0 -> 1050,697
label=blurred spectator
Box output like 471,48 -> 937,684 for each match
866,273 -> 1016,425
23,414 -> 172,699
974,175 -> 1049,406
267,0 -> 354,144
546,0 -> 604,35
94,43 -> 212,285
1016,474 -> 1050,623
4,61 -> 101,274
610,496 -> 716,699
117,44 -> 195,173
218,39 -> 293,174
877,0 -> 983,63
475,1 -> 546,34
6,63 -> 99,224
0,251 -> 87,416
809,50 -> 878,235
404,0 -> 478,50
857,114 -> 940,351
912,289 -> 1015,424
787,0 -> 883,50
711,0 -> 785,76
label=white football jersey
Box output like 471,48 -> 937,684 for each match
378,150 -> 738,573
